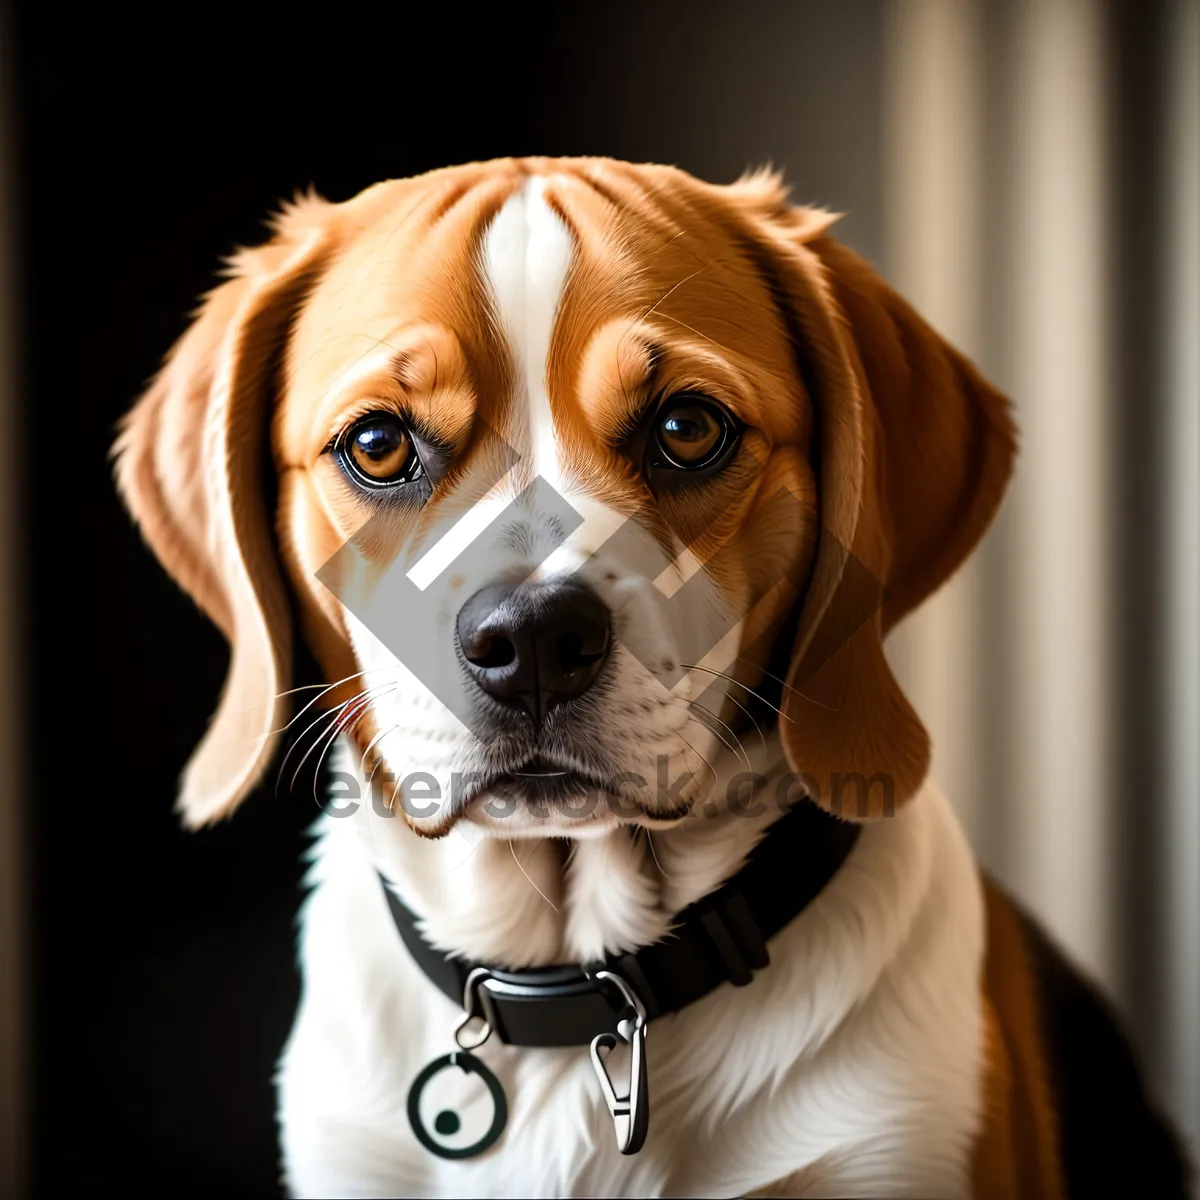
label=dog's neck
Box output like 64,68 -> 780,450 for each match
293,739 -> 982,1196
330,734 -> 799,968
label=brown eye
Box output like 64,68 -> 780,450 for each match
341,413 -> 421,485
654,397 -> 734,469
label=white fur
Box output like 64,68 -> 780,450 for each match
277,743 -> 986,1197
482,175 -> 573,492
405,180 -> 574,591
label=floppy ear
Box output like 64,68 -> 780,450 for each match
733,185 -> 1016,818
112,199 -> 332,828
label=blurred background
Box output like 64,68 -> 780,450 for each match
1,0 -> 1196,1193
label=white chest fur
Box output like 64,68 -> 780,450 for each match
276,752 -> 986,1198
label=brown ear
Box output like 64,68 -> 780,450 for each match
112,199 -> 332,828
736,193 -> 1016,818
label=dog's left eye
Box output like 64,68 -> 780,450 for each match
335,413 -> 424,488
645,394 -> 740,479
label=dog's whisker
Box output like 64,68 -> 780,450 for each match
274,680 -> 360,700
680,662 -> 793,721
222,670 -> 386,727
681,662 -> 828,721
644,828 -> 668,882
728,657 -> 839,714
688,702 -> 753,771
280,684 -> 384,796
284,695 -> 363,796
676,729 -> 718,785
277,668 -> 385,739
338,687 -> 399,757
285,668 -> 374,718
276,698 -> 356,797
713,686 -> 768,751
311,686 -> 399,807
509,839 -> 559,914
387,767 -> 409,813
678,661 -> 771,751
361,721 -> 400,781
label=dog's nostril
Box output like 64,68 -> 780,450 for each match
557,630 -> 608,675
465,634 -> 516,669
558,632 -> 583,675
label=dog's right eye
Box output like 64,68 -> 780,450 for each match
335,413 -> 425,489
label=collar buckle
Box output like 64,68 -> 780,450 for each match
587,969 -> 650,1155
453,966 -> 496,1051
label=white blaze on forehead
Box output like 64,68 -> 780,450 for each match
405,177 -> 575,591
478,177 -> 638,586
482,176 -> 575,489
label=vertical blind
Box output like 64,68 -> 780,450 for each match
883,0 -> 1198,1164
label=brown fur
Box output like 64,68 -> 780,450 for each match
973,880 -> 1067,1199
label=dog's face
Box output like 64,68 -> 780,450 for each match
115,158 -> 1015,837
275,165 -> 823,839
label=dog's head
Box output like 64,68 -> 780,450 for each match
114,158 -> 1014,837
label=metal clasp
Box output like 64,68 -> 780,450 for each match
588,970 -> 650,1155
453,966 -> 494,1054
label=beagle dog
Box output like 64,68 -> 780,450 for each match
114,158 -> 1190,1198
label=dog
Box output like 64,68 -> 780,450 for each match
114,158 -> 1190,1197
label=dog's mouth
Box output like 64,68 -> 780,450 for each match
496,754 -> 605,791
472,755 -> 619,809
455,753 -> 683,835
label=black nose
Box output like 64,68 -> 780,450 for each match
456,581 -> 611,720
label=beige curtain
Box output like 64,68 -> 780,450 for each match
1163,0 -> 1200,1164
883,0 -> 1199,1165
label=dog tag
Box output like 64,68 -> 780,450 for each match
406,1050 -> 507,1160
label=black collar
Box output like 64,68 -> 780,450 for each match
377,797 -> 860,1049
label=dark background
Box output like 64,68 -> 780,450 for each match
11,2 -> 884,1192
15,4 -> 546,1193
16,5 -> 547,1194
10,0 -> 1195,1194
